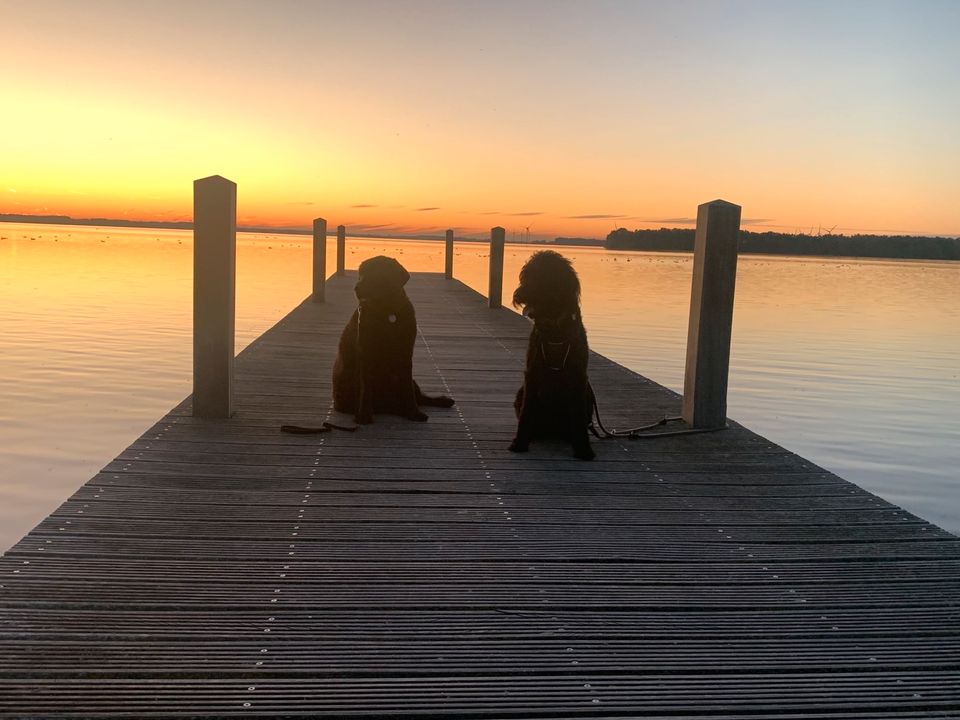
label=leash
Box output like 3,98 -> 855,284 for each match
529,314 -> 727,439
589,396 -> 727,439
280,421 -> 358,434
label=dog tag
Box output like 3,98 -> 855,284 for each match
388,314 -> 397,323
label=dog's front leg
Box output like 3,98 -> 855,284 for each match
569,381 -> 595,461
571,426 -> 595,460
355,364 -> 375,425
403,378 -> 428,422
355,387 -> 374,424
509,383 -> 535,452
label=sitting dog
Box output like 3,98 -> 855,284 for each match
332,255 -> 454,424
509,250 -> 595,460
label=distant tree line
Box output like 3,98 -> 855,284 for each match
605,227 -> 960,261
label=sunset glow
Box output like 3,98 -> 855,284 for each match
2,0 -> 958,239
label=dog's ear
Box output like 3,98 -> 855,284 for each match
386,257 -> 410,287
512,285 -> 527,309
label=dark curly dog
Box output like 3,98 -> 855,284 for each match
332,255 -> 454,424
509,250 -> 595,460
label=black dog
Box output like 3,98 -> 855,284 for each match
332,256 -> 454,424
509,250 -> 595,460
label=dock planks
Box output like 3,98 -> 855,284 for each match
1,272 -> 958,718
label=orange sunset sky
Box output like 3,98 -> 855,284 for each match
2,0 -> 958,240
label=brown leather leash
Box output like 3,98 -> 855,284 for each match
589,397 -> 726,439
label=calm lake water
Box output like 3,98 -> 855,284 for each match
1,222 -> 958,550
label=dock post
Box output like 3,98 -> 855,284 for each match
488,226 -> 505,308
445,229 -> 454,279
312,218 -> 327,303
192,175 -> 236,419
682,199 -> 742,429
336,225 -> 346,276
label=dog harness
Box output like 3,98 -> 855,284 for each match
540,341 -> 571,371
537,312 -> 579,371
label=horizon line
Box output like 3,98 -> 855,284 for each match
0,212 -> 958,242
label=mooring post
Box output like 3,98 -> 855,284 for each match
682,199 -> 742,429
312,217 -> 327,303
488,226 -> 505,308
192,175 -> 236,419
444,229 -> 454,279
336,225 -> 346,276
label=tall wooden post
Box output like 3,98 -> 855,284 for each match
312,217 -> 327,302
444,229 -> 454,279
336,225 -> 346,276
682,199 -> 741,429
192,175 -> 236,419
488,226 -> 505,308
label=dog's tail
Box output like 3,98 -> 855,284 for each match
280,421 -> 358,434
414,381 -> 455,408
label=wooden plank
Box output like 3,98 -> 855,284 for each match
5,607 -> 959,638
2,676 -> 960,717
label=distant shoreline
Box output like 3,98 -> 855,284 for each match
606,227 -> 960,262
3,214 -> 958,260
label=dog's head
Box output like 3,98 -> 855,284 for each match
512,250 -> 581,321
355,255 -> 410,301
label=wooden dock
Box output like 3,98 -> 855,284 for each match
2,272 -> 959,718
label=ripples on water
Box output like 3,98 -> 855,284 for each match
1,223 -> 957,550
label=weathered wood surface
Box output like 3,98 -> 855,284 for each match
1,273 -> 958,718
